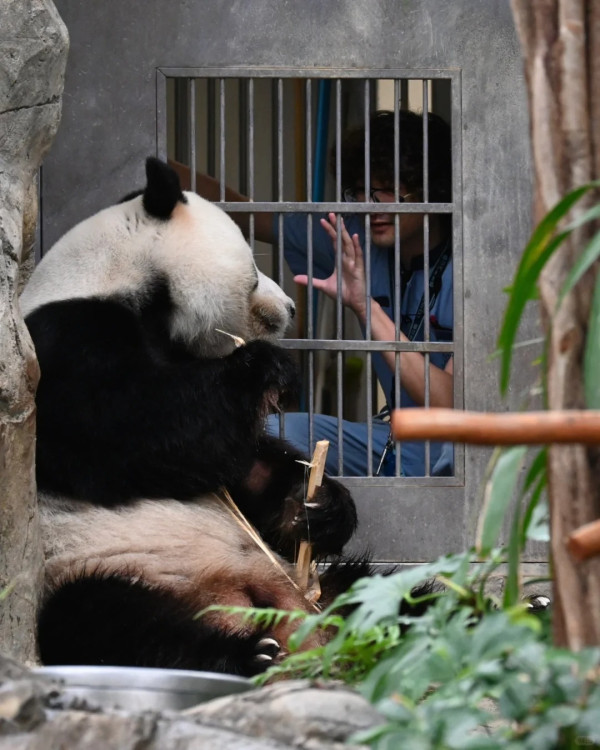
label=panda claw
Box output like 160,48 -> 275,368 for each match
527,595 -> 551,611
245,637 -> 282,674
255,636 -> 280,658
253,653 -> 274,664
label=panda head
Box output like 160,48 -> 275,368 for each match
20,157 -> 295,358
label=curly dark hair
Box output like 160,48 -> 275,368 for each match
332,110 -> 452,202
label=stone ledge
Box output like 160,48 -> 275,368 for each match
0,655 -> 383,750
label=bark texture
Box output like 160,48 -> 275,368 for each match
511,0 -> 600,648
0,1 -> 69,663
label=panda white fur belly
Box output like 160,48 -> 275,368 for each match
39,494 -> 329,672
23,158 -> 364,675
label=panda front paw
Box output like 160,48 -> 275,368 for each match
232,340 -> 300,412
288,477 -> 358,556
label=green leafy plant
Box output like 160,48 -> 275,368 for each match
202,540 -> 600,746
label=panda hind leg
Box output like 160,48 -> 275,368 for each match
38,573 -> 278,677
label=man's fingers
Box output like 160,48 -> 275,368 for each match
320,213 -> 363,268
352,234 -> 363,258
320,216 -> 336,239
321,215 -> 351,256
293,274 -> 329,294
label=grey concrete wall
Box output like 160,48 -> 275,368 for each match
41,0 -> 540,563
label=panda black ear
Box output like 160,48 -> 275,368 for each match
143,157 -> 187,220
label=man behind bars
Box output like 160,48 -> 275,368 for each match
173,109 -> 454,477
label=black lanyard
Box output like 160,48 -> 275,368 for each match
405,240 -> 452,341
375,241 -> 451,476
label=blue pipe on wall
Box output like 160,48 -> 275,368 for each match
312,80 -> 331,202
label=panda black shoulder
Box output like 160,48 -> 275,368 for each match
142,157 -> 187,220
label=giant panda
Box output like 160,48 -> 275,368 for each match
21,158 -> 366,676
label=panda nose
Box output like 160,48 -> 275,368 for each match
288,301 -> 296,320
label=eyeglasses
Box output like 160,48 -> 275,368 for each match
342,187 -> 414,203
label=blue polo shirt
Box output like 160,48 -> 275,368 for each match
274,213 -> 453,412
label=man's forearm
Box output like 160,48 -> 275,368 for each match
359,299 -> 454,409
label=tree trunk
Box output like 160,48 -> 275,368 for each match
511,0 -> 600,648
0,0 -> 69,664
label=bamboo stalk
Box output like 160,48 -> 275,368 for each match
391,408 -> 600,445
296,440 -> 329,591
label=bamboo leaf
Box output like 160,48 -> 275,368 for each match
477,446 -> 528,556
584,272 -> 600,408
558,222 -> 600,311
503,504 -> 522,609
518,448 -> 547,546
521,472 -> 548,545
520,447 -> 547,496
497,183 -> 600,395
499,231 -> 569,394
526,496 -> 550,542
0,583 -> 15,602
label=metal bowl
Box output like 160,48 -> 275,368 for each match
34,665 -> 252,711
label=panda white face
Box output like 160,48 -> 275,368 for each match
249,269 -> 296,342
20,160 -> 295,358
162,192 -> 295,356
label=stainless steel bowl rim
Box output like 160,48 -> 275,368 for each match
34,665 -> 252,695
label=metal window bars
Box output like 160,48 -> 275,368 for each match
158,68 -> 463,484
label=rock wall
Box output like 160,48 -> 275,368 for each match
0,0 -> 69,663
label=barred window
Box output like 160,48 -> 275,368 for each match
159,70 -> 463,484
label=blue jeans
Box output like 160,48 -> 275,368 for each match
266,413 -> 454,477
